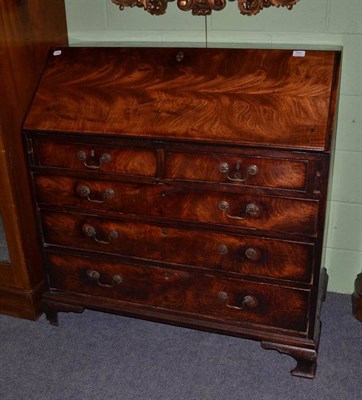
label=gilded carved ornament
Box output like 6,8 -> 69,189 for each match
112,0 -> 300,16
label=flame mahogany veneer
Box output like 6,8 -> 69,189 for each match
23,47 -> 341,379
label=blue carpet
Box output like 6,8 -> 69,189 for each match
0,292 -> 360,400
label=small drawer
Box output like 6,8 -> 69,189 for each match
35,175 -> 319,236
165,152 -> 308,191
47,253 -> 310,333
41,211 -> 314,283
33,140 -> 157,176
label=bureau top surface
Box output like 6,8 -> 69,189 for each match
24,47 -> 339,151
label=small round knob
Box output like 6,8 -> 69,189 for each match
219,162 -> 229,174
109,230 -> 119,240
218,244 -> 229,255
218,200 -> 230,211
104,188 -> 115,199
245,247 -> 261,261
245,203 -> 260,217
112,274 -> 122,284
243,295 -> 259,308
82,224 -> 96,238
176,51 -> 184,62
101,153 -> 111,163
77,185 -> 91,198
247,165 -> 259,176
77,150 -> 86,161
87,270 -> 100,280
218,291 -> 228,301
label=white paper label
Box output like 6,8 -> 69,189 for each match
293,50 -> 306,57
53,50 -> 62,56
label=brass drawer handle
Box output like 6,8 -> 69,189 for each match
76,184 -> 115,204
86,269 -> 122,288
218,201 -> 261,220
218,291 -> 259,310
219,162 -> 258,182
82,224 -> 119,244
77,150 -> 111,170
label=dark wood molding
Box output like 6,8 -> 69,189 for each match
111,0 -> 300,16
352,273 -> 362,322
0,281 -> 45,320
0,0 -> 68,319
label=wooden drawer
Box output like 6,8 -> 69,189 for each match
33,140 -> 157,176
47,253 -> 310,333
165,151 -> 308,191
35,175 -> 319,236
41,211 -> 314,283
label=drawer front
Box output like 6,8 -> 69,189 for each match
35,175 -> 319,236
34,141 -> 157,176
47,253 -> 310,332
165,152 -> 308,191
42,212 -> 314,283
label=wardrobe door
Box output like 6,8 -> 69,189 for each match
0,0 -> 68,319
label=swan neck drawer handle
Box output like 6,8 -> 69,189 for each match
218,292 -> 259,310
76,184 -> 115,204
82,224 -> 119,245
77,150 -> 111,170
219,162 -> 259,182
86,269 -> 122,288
218,201 -> 261,220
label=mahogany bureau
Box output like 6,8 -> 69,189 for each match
23,47 -> 341,379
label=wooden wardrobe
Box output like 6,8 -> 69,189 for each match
0,0 -> 68,319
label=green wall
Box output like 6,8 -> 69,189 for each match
64,0 -> 362,293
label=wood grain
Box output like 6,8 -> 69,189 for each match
165,151 -> 308,190
35,175 -> 319,236
41,211 -> 314,283
34,140 -> 157,176
0,0 -> 67,318
23,46 -> 341,376
47,253 -> 310,332
24,48 -> 337,151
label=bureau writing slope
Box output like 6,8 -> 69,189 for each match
23,47 -> 340,379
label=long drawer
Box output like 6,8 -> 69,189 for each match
35,175 -> 319,236
41,211 -> 314,283
47,253 -> 310,333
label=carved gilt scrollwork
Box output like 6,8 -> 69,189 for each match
112,0 -> 300,15
178,0 -> 226,16
238,0 -> 300,16
112,0 -> 168,15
